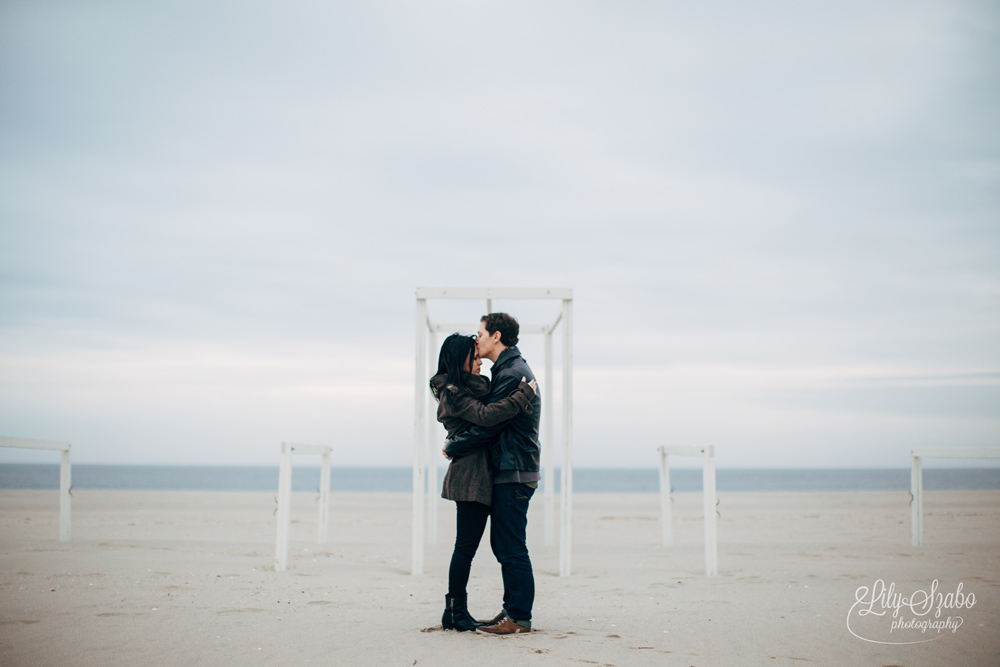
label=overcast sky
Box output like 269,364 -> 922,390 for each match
1,1 -> 997,469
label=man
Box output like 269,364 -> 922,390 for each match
444,312 -> 540,635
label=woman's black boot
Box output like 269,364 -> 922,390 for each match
442,594 -> 485,632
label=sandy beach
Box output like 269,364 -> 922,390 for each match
1,488 -> 997,666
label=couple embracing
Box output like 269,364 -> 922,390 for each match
430,312 -> 540,635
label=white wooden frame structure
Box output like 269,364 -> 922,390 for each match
274,442 -> 332,572
413,287 -> 574,576
911,448 -> 1000,547
0,436 -> 72,542
657,445 -> 718,576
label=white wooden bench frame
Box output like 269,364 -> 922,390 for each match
658,445 -> 718,576
910,447 -> 1000,547
274,442 -> 332,572
0,436 -> 72,541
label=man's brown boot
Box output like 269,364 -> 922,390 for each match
483,609 -> 507,626
476,617 -> 531,635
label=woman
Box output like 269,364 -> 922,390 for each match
430,333 -> 536,632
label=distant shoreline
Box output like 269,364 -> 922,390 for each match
2,463 -> 999,492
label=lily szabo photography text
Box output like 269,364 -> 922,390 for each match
848,579 -> 979,644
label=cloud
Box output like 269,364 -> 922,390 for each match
1,0 -> 998,466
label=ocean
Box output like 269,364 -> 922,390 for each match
1,464 -> 999,493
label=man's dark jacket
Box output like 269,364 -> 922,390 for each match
444,346 -> 541,478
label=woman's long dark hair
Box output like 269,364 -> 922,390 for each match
433,333 -> 477,395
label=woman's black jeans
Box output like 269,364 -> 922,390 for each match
448,500 -> 491,597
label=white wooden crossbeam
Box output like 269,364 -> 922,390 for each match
285,444 -> 331,456
0,436 -> 71,452
912,448 -> 1000,459
430,322 -> 552,335
416,287 -> 572,300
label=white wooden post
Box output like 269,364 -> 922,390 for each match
426,327 -> 438,545
275,442 -> 293,572
318,448 -> 331,544
657,445 -> 718,576
911,454 -> 922,547
412,298 -> 428,575
702,446 -> 718,576
59,448 -> 71,542
910,448 -> 1000,547
559,298 -> 574,577
543,326 -> 554,547
0,436 -> 72,542
658,447 -> 672,547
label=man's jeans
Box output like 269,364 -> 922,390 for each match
490,482 -> 535,625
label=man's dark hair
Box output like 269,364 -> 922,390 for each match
481,312 -> 519,347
